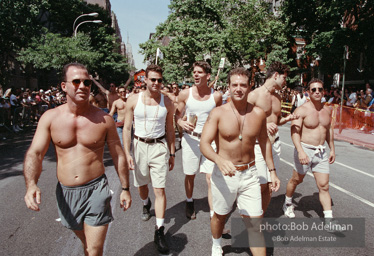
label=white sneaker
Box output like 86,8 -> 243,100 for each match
212,244 -> 223,256
324,218 -> 345,233
283,203 -> 295,218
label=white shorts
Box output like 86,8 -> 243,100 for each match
211,164 -> 263,217
254,135 -> 281,184
133,138 -> 169,188
181,133 -> 216,175
294,143 -> 329,175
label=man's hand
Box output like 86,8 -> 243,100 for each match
269,172 -> 280,192
266,122 -> 278,136
286,113 -> 300,122
169,156 -> 175,171
178,115 -> 195,132
126,155 -> 135,170
216,157 -> 236,177
24,185 -> 41,211
120,190 -> 132,211
329,151 -> 335,164
298,151 -> 309,165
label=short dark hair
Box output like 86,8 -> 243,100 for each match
193,61 -> 211,74
145,64 -> 163,77
227,67 -> 251,85
266,61 -> 289,79
62,63 -> 87,81
307,78 -> 324,90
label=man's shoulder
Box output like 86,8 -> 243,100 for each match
178,88 -> 189,101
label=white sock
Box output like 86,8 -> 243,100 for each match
285,195 -> 292,205
141,197 -> 149,206
210,210 -> 214,218
156,218 -> 164,228
212,237 -> 221,247
323,210 -> 333,218
186,197 -> 193,202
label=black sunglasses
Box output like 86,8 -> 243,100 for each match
150,78 -> 163,83
311,87 -> 324,93
66,79 -> 92,87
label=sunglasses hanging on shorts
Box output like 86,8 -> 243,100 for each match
311,87 -> 324,93
65,79 -> 92,87
150,78 -> 163,83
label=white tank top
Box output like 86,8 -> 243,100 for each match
133,92 -> 167,138
185,87 -> 216,134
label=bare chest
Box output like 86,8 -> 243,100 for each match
304,109 -> 331,129
51,115 -> 107,149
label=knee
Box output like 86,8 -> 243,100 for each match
86,244 -> 103,256
154,188 -> 165,198
317,183 -> 329,192
290,176 -> 303,186
185,174 -> 195,181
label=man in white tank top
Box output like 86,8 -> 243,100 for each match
247,61 -> 298,215
123,64 -> 175,254
175,61 -> 222,220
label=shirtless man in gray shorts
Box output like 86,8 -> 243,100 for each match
24,63 -> 132,256
283,78 -> 336,223
201,67 -> 279,256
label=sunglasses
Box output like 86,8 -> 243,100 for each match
66,79 -> 92,87
150,78 -> 163,83
311,87 -> 324,93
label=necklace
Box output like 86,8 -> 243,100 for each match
143,92 -> 160,138
229,101 -> 248,141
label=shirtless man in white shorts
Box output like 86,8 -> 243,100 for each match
283,78 -> 337,226
248,61 -> 298,213
201,67 -> 279,256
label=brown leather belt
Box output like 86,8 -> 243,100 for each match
185,130 -> 201,138
255,136 -> 279,144
235,161 -> 256,171
134,134 -> 165,144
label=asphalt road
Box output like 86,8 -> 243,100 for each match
0,124 -> 373,256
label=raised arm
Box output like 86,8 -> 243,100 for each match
90,76 -> 109,95
24,111 -> 53,211
105,115 -> 131,211
164,97 -> 176,171
123,71 -> 134,89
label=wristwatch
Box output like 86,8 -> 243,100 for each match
122,187 -> 130,191
170,153 -> 176,157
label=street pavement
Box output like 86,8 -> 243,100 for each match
0,123 -> 373,256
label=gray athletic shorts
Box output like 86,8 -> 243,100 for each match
294,142 -> 330,175
56,174 -> 113,230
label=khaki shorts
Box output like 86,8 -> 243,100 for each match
181,133 -> 216,175
254,136 -> 281,184
211,165 -> 263,217
133,138 -> 169,188
294,142 -> 329,175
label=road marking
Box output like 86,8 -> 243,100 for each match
281,141 -> 374,179
281,158 -> 374,208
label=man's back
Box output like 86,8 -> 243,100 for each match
248,86 -> 281,124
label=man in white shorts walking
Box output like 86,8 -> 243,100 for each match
201,67 -> 279,256
175,61 -> 222,220
283,78 -> 337,228
123,64 -> 175,254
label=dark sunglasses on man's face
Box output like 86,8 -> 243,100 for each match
150,78 -> 163,83
311,87 -> 324,93
66,79 -> 92,87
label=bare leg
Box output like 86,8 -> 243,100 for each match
73,223 -> 109,256
211,212 -> 228,239
260,183 -> 272,213
153,187 -> 166,218
138,184 -> 149,200
286,170 -> 306,197
185,174 -> 195,199
242,215 -> 265,256
206,173 -> 213,211
313,172 -> 331,210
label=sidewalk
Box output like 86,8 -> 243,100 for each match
334,127 -> 374,150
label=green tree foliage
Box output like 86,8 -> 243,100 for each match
281,0 -> 374,77
140,0 -> 295,84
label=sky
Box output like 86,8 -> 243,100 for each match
110,0 -> 171,70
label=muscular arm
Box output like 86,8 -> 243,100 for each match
325,107 -> 335,164
278,113 -> 299,126
109,100 -> 118,117
123,72 -> 134,89
123,95 -> 136,169
213,91 -> 223,107
258,111 -> 280,191
165,98 -> 175,170
291,107 -> 309,165
105,116 -> 131,210
175,90 -> 193,131
23,111 -> 52,211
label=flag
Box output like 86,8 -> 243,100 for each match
156,48 -> 164,60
